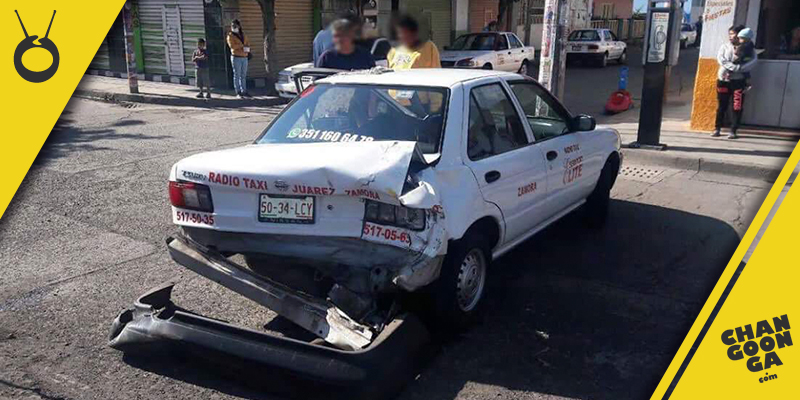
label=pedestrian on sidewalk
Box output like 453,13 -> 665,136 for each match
712,25 -> 757,139
193,39 -> 211,99
227,19 -> 251,98
315,18 -> 375,70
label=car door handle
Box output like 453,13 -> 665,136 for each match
546,151 -> 558,161
485,171 -> 501,183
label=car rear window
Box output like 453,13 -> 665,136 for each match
256,84 -> 448,154
569,30 -> 600,41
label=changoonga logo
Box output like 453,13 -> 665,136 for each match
722,314 -> 793,382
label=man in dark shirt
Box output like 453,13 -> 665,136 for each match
316,18 -> 375,70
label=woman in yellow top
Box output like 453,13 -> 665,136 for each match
387,15 -> 441,70
226,19 -> 251,98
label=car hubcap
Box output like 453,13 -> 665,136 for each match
520,63 -> 528,75
456,249 -> 486,312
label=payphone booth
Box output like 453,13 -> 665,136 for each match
636,0 -> 685,148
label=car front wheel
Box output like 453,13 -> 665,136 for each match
585,156 -> 619,228
518,60 -> 530,76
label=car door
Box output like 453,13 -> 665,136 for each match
608,30 -> 625,58
507,34 -> 527,69
506,80 -> 601,215
462,81 -> 549,243
495,34 -> 513,71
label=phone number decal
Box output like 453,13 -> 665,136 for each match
174,210 -> 215,226
362,222 -> 412,247
287,128 -> 374,143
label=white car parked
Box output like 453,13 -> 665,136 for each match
440,32 -> 536,75
681,23 -> 698,48
168,69 -> 621,345
566,28 -> 627,67
274,37 -> 392,99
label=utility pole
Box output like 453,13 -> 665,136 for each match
524,0 -> 532,46
538,0 -> 570,99
634,0 -> 683,149
122,0 -> 138,94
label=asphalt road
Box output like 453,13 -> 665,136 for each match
0,64 -> 772,400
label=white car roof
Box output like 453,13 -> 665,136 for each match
320,68 -> 519,88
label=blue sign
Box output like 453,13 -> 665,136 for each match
619,66 -> 629,90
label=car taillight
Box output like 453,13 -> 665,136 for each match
588,44 -> 599,50
364,200 -> 425,231
169,181 -> 214,212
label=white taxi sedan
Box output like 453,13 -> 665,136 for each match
566,28 -> 628,67
169,68 -> 621,337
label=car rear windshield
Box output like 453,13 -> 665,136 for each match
568,30 -> 600,41
449,34 -> 497,50
257,84 -> 448,154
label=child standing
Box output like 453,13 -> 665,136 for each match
734,28 -> 756,90
193,38 -> 211,99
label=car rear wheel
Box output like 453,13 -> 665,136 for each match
598,52 -> 608,68
681,39 -> 687,49
618,50 -> 627,64
518,60 -> 530,76
482,63 -> 493,70
427,232 -> 490,334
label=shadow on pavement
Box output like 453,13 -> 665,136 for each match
400,199 -> 739,400
117,199 -> 739,400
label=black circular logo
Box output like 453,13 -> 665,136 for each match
14,10 -> 59,83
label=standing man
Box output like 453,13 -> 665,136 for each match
227,19 -> 251,98
694,16 -> 703,48
712,25 -> 757,139
387,15 -> 441,70
316,19 -> 375,70
313,12 -> 361,66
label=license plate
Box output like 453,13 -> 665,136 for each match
571,45 -> 583,51
258,194 -> 314,224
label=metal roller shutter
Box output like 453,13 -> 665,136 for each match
404,0 -> 452,47
469,0 -> 498,33
139,0 -> 205,77
239,0 -> 312,77
238,0 -> 266,77
275,0 -> 313,69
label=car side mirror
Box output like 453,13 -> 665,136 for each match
574,115 -> 596,131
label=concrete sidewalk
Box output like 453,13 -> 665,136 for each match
603,100 -> 798,181
75,75 -> 286,108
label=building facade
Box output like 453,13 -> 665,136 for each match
591,0 -> 634,20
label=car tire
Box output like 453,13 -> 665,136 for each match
680,39 -> 687,49
427,232 -> 491,334
598,52 -> 608,68
482,63 -> 493,70
618,50 -> 627,65
518,60 -> 529,76
584,155 -> 620,228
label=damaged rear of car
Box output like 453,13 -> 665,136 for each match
109,69 -> 622,394
113,79 -> 457,356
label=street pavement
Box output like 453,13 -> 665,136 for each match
0,93 -> 777,400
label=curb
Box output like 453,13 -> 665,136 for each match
74,89 -> 288,109
621,147 -> 784,181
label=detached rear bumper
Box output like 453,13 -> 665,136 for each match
109,283 -> 431,393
